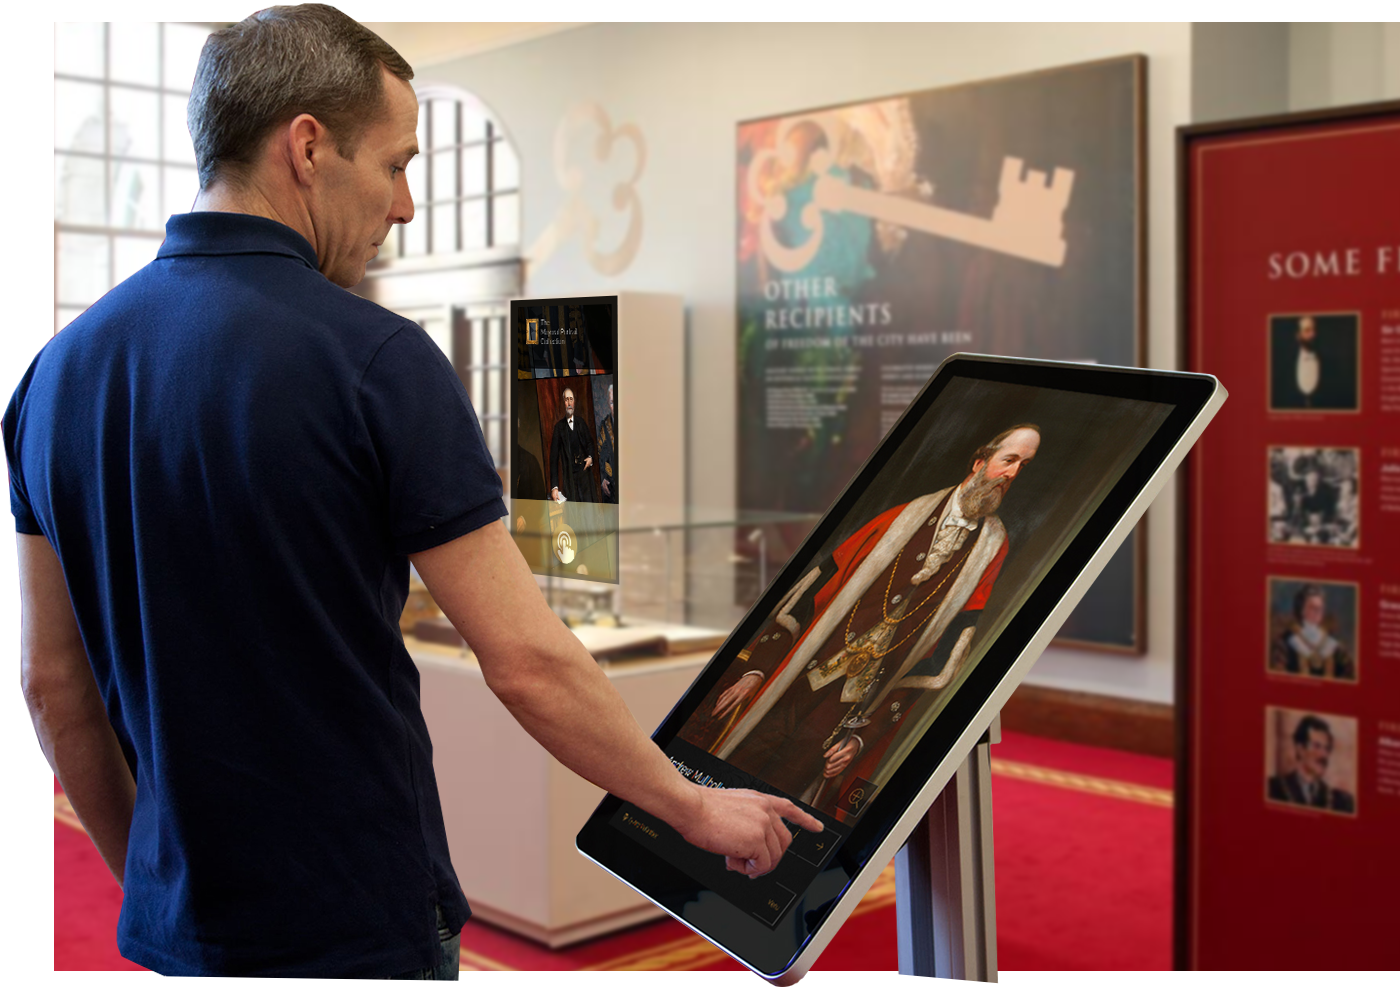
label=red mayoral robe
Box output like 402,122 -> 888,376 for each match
707,488 -> 1007,817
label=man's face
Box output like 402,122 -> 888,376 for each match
1296,728 -> 1332,782
973,428 -> 1040,489
1301,594 -> 1325,627
960,428 -> 1039,518
311,68 -> 419,288
563,390 -> 575,416
1299,317 -> 1316,344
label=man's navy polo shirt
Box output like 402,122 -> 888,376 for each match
4,212 -> 505,976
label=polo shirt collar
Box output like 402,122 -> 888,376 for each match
158,211 -> 320,272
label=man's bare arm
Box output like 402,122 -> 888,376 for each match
410,520 -> 822,876
18,533 -> 135,887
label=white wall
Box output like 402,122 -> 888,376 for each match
1191,22 -> 1290,123
1290,22 -> 1400,110
711,2 -> 952,21
425,23 -> 1195,703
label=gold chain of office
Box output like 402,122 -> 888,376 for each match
837,541 -> 973,675
819,543 -> 973,753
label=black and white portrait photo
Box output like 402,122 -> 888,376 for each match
1267,447 -> 1359,548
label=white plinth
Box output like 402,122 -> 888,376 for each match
412,638 -> 709,947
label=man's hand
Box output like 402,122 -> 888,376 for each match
584,456 -> 593,470
601,479 -> 611,496
823,736 -> 862,779
675,785 -> 823,878
412,523 -> 822,883
18,534 -> 135,887
712,672 -> 764,716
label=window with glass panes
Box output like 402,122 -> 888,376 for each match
395,90 -> 520,259
382,88 -> 521,475
54,22 -> 214,334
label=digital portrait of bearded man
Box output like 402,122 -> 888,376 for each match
678,424 -> 1040,820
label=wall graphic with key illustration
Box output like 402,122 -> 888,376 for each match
736,55 -> 1144,650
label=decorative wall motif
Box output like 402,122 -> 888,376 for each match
529,103 -> 646,277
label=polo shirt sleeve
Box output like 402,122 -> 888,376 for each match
4,378 -> 44,537
358,323 -> 506,555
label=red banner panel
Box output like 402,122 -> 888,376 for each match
1182,104 -> 1400,969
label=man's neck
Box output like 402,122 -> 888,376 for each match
192,180 -> 317,256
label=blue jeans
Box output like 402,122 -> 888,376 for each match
128,907 -> 462,985
364,907 -> 462,985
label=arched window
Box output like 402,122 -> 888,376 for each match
359,86 -> 524,472
391,86 -> 521,259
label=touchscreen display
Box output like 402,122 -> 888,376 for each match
510,296 -> 620,583
604,372 -> 1176,932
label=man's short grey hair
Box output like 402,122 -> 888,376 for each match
187,4 -> 414,189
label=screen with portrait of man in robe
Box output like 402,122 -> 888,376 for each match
510,296 -> 620,583
589,365 -> 1194,943
670,375 -> 1175,828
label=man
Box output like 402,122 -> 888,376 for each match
9,6 -> 816,978
1269,584 -> 1355,681
1271,314 -> 1358,410
598,383 -> 618,504
1293,458 -> 1338,544
680,425 -> 1038,818
1268,715 -> 1355,814
549,386 -> 597,502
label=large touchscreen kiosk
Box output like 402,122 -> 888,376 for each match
685,377 -> 1167,823
577,356 -> 1223,981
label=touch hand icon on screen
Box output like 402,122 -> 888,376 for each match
750,115 -> 1075,271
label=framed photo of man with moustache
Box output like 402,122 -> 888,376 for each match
1265,707 -> 1358,817
1268,313 -> 1360,412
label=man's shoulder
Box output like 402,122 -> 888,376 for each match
1328,786 -> 1356,813
255,266 -> 416,345
70,250 -> 415,349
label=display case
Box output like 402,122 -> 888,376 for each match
411,510 -> 818,946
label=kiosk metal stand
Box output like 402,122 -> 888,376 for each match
895,714 -> 1000,982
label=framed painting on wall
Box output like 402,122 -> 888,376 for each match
735,54 -> 1146,651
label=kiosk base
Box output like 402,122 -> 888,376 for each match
895,715 -> 999,982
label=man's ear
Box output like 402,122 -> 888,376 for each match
284,113 -> 327,188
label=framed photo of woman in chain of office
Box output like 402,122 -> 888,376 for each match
1266,577 -> 1358,683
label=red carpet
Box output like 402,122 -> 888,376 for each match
53,790 -> 143,971
53,730 -> 1173,972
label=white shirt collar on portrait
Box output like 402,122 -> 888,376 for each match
942,483 -> 978,531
